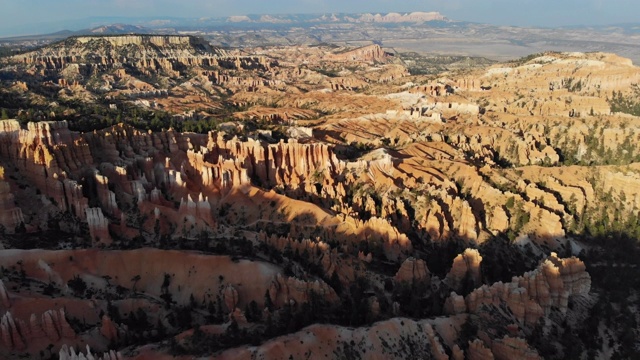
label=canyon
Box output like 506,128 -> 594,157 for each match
0,34 -> 638,359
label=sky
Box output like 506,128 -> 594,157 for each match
1,0 -> 639,37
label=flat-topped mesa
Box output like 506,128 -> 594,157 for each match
357,11 -> 446,23
20,55 -> 270,75
12,35 -> 282,77
58,35 -> 216,56
74,35 -> 195,47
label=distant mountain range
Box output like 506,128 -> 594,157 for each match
2,12 -> 640,65
4,11 -> 640,41
224,12 -> 447,24
3,11 -> 640,41
0,12 -> 449,39
88,24 -> 151,34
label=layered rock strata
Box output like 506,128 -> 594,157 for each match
445,253 -> 591,325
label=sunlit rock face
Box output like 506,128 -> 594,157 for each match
1,34 -> 638,359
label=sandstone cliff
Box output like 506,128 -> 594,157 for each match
445,253 -> 591,325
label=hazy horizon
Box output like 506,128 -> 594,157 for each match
1,0 -> 639,37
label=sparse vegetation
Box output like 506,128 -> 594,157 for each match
608,86 -> 640,116
0,31 -> 639,360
